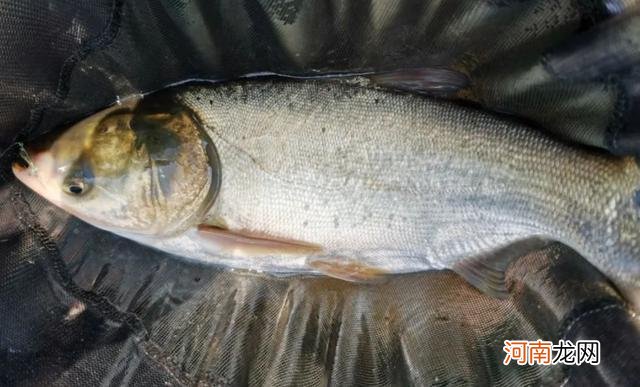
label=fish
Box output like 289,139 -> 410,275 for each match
12,79 -> 640,298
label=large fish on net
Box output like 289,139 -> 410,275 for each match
12,79 -> 640,298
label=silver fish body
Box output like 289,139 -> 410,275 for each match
13,80 -> 640,290
165,81 -> 640,282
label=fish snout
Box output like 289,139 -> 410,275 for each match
12,143 -> 60,200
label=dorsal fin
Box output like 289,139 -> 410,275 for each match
369,67 -> 469,96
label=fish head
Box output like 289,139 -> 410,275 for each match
13,96 -> 219,237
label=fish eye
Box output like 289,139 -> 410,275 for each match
63,160 -> 94,197
65,179 -> 86,195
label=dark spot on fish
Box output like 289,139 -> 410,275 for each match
194,277 -> 200,282
374,98 -> 380,104
209,100 -> 213,105
288,102 -> 294,109
242,136 -> 246,140
577,220 -> 594,239
434,315 -> 449,322
196,96 -> 201,101
321,127 -> 326,133
326,86 -> 331,91
302,220 -> 308,227
334,216 -> 339,228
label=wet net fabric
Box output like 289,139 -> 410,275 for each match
1,1 -> 640,386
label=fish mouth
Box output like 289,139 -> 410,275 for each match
12,147 -> 103,229
12,145 -> 62,205
11,159 -> 29,174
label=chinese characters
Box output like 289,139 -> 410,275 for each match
503,339 -> 600,365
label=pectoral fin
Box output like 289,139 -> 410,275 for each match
307,256 -> 389,283
452,237 -> 550,299
196,224 -> 322,256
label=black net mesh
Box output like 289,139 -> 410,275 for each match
1,1 -> 640,386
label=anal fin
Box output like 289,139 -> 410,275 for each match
452,237 -> 550,299
307,256 -> 389,283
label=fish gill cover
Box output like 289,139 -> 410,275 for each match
0,0 -> 640,386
